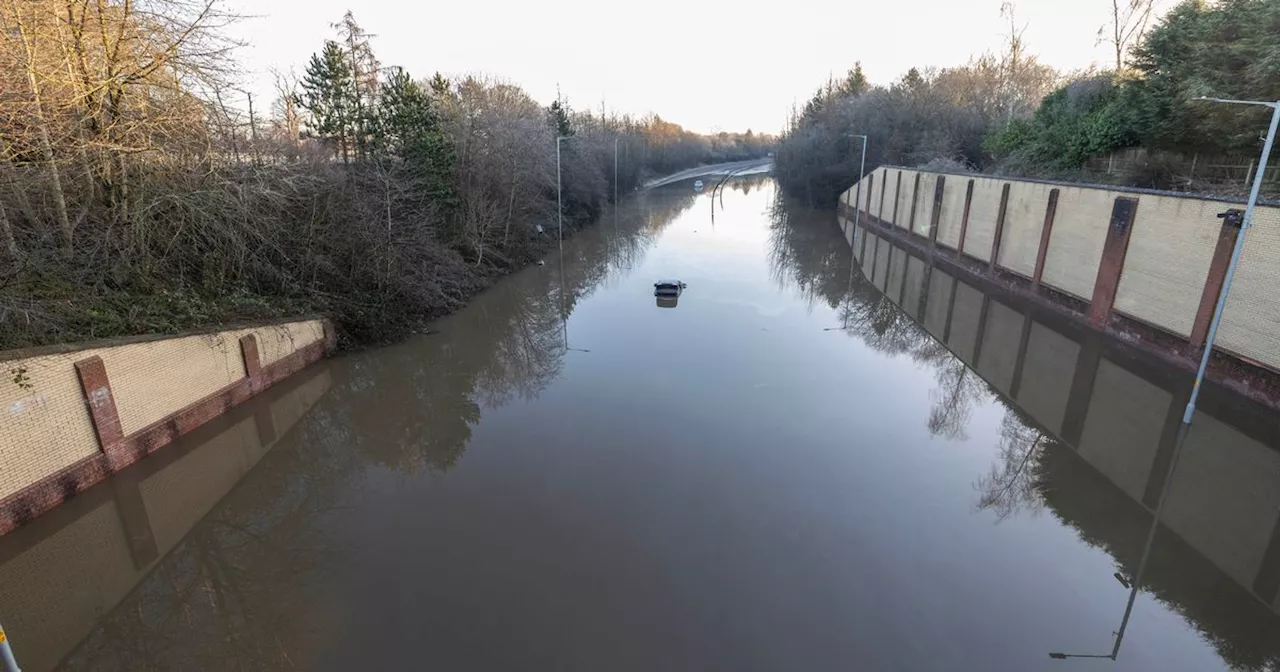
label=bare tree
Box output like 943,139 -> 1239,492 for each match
1099,0 -> 1158,72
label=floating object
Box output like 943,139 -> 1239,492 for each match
536,260 -> 545,266
654,280 -> 686,297
535,224 -> 545,234
693,180 -> 704,191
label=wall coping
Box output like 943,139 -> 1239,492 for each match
863,165 -> 1280,208
0,315 -> 327,363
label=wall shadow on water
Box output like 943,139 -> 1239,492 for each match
0,185 -> 704,672
825,216 -> 1280,671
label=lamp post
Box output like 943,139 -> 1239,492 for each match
557,135 -> 572,260
0,621 -> 20,672
1182,97 -> 1280,424
850,134 -> 868,229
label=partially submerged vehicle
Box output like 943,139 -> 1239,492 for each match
654,280 -> 686,297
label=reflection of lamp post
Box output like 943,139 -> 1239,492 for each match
1049,395 -> 1194,664
1181,97 -> 1280,424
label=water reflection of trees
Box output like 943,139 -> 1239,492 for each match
766,194 -> 993,442
767,194 -> 1280,671
55,188 -> 702,671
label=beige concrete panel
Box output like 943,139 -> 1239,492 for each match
105,331 -> 248,436
0,501 -> 141,672
0,351 -> 100,500
976,301 -> 1025,395
914,174 -> 938,237
896,170 -> 918,231
1077,360 -> 1170,502
924,270 -> 955,340
948,281 -> 984,365
903,256 -> 927,318
997,182 -> 1053,278
962,177 -> 1005,262
887,247 -> 907,304
1163,412 -> 1280,591
1041,186 -> 1115,300
936,176 -> 969,250
1216,204 -> 1280,368
1113,196 -> 1219,338
1015,322 -> 1077,434
254,320 -> 325,367
874,237 -> 890,290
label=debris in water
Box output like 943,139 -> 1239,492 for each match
536,260 -> 546,266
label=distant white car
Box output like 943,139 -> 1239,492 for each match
693,180 -> 704,191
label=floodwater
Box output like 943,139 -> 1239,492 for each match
3,176 -> 1280,671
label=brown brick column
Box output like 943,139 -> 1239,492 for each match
989,183 -> 1012,270
957,179 -> 975,257
1088,197 -> 1139,327
1189,220 -> 1242,347
240,334 -> 263,393
907,173 -> 921,236
891,170 -> 903,227
1032,189 -> 1060,288
929,176 -> 945,247
863,174 -> 874,226
75,356 -> 124,449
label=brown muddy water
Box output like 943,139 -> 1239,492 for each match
3,176 -> 1280,671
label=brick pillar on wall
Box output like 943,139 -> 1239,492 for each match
957,179 -> 975,257
907,173 -> 921,237
929,176 -> 945,247
240,334 -> 263,393
75,356 -> 124,450
1088,197 -> 1139,327
891,171 -> 902,227
989,184 -> 1012,270
864,174 -> 875,226
1189,220 -> 1243,347
1032,189 -> 1061,288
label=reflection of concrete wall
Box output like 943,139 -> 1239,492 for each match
962,177 -> 1004,262
874,237 -> 891,290
0,320 -> 326,502
0,368 -> 331,672
1114,197 -> 1220,337
1040,186 -> 1114,301
1077,360 -> 1170,502
1164,413 -> 1280,594
1216,205 -> 1280,365
903,256 -> 927,318
924,270 -> 954,340
1015,323 -> 1077,434
887,247 -> 907,304
996,182 -> 1053,278
896,170 -> 918,231
861,233 -> 877,278
977,301 -> 1024,395
914,174 -> 938,237
936,178 -> 968,250
948,282 -> 984,365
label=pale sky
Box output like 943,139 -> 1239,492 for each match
226,0 -> 1138,135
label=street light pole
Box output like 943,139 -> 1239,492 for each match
0,622 -> 20,672
614,137 -> 619,205
1182,98 -> 1280,423
557,135 -> 571,260
851,134 -> 868,230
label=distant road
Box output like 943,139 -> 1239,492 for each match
642,158 -> 773,189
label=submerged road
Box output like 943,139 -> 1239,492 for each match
2,175 -> 1279,671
